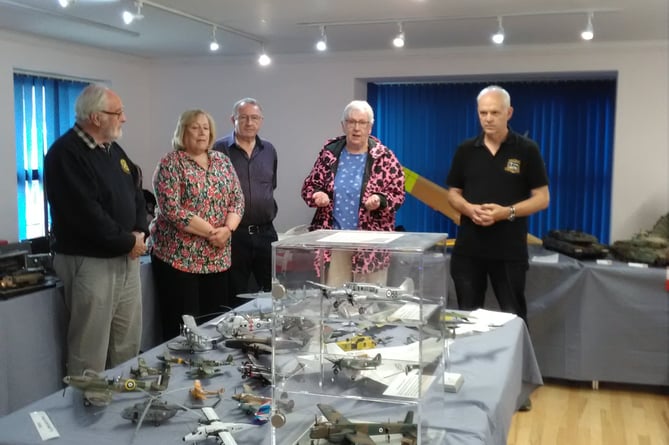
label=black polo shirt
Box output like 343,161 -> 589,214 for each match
446,129 -> 549,260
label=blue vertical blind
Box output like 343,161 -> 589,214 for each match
14,74 -> 87,239
368,80 -> 616,244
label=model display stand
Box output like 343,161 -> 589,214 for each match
270,230 -> 448,445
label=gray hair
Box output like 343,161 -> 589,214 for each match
341,100 -> 375,125
477,85 -> 511,108
232,97 -> 263,117
171,109 -> 217,151
75,84 -> 109,123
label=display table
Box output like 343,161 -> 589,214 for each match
0,258 -> 160,416
0,315 -> 540,445
447,247 -> 669,386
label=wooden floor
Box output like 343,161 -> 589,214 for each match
508,379 -> 669,445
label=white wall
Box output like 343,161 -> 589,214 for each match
0,30 -> 666,242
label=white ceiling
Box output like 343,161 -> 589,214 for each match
0,0 -> 666,60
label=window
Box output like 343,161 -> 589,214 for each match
14,74 -> 88,239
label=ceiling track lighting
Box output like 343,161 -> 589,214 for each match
392,22 -> 405,48
492,16 -> 505,44
258,46 -> 271,66
316,25 -> 327,51
581,12 -> 594,41
209,25 -> 219,51
122,1 -> 143,25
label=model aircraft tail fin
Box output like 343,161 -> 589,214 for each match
403,410 -> 414,425
399,277 -> 414,295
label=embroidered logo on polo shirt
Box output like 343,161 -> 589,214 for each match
505,158 -> 521,174
120,159 -> 131,174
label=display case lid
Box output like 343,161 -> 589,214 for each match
274,229 -> 447,252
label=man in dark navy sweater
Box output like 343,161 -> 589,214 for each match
45,84 -> 148,376
214,98 -> 278,307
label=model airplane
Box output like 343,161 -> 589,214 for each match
130,357 -> 169,379
216,312 -> 272,338
186,355 -> 235,379
63,367 -> 170,406
190,379 -> 225,404
231,383 -> 295,425
310,403 -> 417,445
238,354 -> 305,386
167,314 -> 223,353
224,334 -> 305,357
120,398 -> 186,425
307,278 -> 417,316
182,406 -> 254,445
326,353 -> 382,380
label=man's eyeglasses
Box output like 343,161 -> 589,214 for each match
236,115 -> 263,123
100,110 -> 124,118
345,119 -> 371,128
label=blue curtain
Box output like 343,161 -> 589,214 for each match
368,80 -> 616,244
13,74 -> 87,239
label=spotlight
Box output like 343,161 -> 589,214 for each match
316,25 -> 327,51
122,1 -> 143,25
581,12 -> 594,40
58,0 -> 73,7
209,25 -> 219,52
258,50 -> 271,66
492,16 -> 505,44
392,22 -> 405,48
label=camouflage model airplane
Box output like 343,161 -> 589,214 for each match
130,357 -> 170,379
310,404 -> 417,445
326,353 -> 382,380
186,354 -> 235,379
63,367 -> 170,406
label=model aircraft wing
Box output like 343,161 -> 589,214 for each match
216,430 -> 237,445
345,432 -> 376,445
202,406 -> 221,421
182,314 -> 199,331
317,403 -> 351,425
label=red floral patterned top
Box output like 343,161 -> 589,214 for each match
149,149 -> 244,273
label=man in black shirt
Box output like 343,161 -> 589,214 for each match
446,85 -> 550,325
214,98 -> 278,307
45,84 -> 147,376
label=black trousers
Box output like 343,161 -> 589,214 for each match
450,253 -> 529,324
228,225 -> 278,307
150,254 -> 228,341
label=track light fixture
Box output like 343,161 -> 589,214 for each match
316,25 -> 327,51
58,0 -> 73,8
392,22 -> 405,48
492,16 -> 505,44
581,12 -> 594,40
258,46 -> 271,66
122,1 -> 143,25
209,25 -> 219,51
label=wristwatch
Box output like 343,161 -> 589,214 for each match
507,206 -> 516,222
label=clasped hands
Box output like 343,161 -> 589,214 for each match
130,231 -> 147,259
207,226 -> 232,248
469,203 -> 507,226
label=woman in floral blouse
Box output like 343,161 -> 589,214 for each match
149,109 -> 244,340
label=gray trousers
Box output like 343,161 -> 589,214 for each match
54,254 -> 142,376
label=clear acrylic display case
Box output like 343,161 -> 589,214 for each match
269,229 -> 448,445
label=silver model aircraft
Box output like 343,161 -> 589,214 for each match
182,406 -> 254,445
167,314 -> 223,353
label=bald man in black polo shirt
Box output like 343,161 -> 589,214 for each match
446,85 -> 550,325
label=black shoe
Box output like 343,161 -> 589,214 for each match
518,399 -> 532,412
